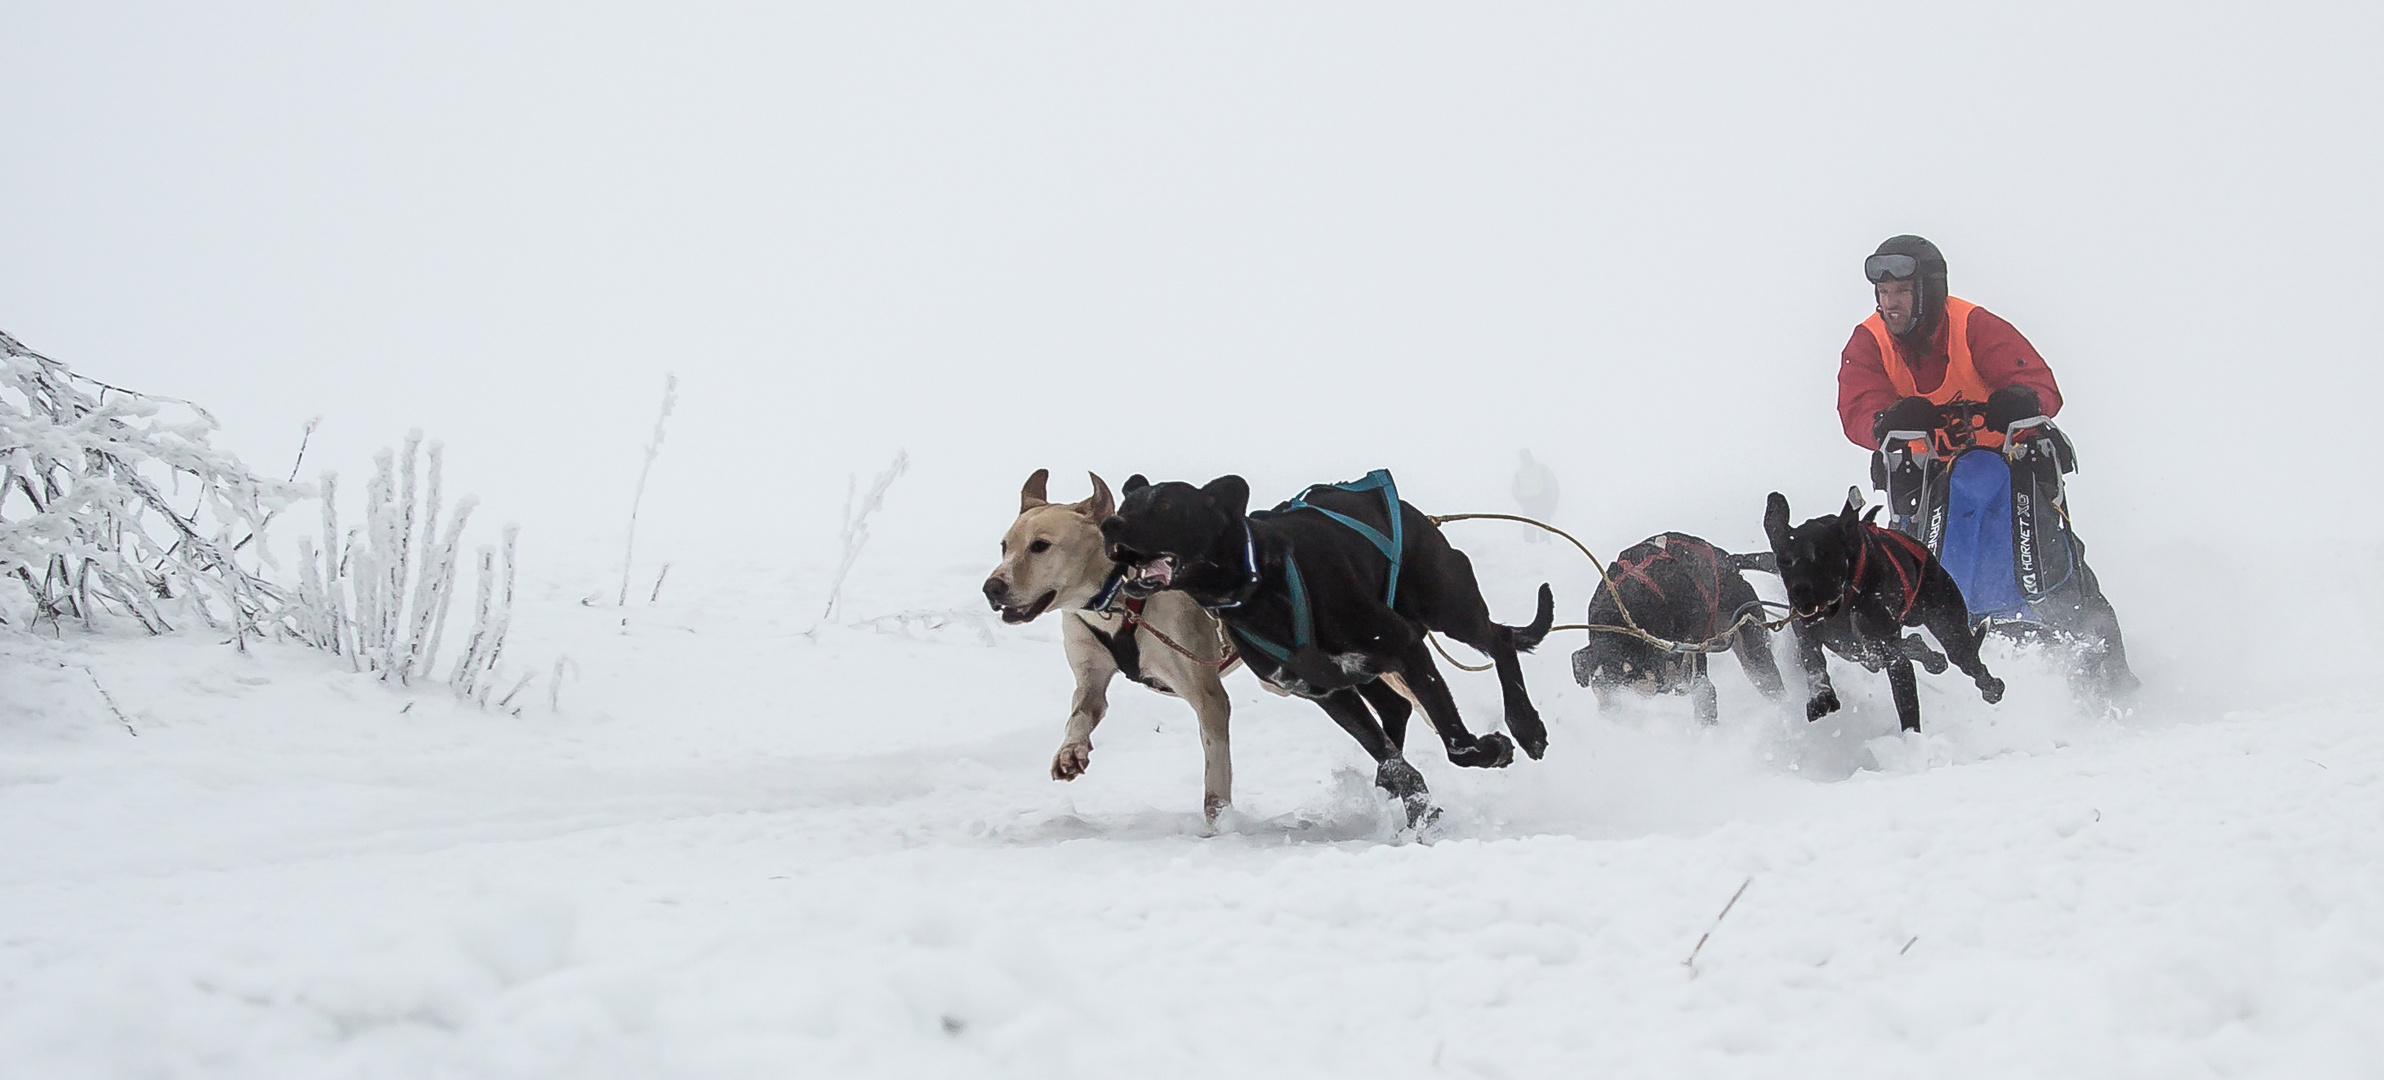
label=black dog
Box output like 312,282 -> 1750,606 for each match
1569,532 -> 1785,723
1100,472 -> 1554,821
1763,489 -> 2005,732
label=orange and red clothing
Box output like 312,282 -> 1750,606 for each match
1835,297 -> 2064,448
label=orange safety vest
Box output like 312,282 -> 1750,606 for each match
1861,295 -> 2004,453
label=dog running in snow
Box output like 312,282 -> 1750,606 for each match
982,470 -> 1240,824
1762,489 -> 2005,732
1568,532 -> 1785,723
1099,471 -> 1553,823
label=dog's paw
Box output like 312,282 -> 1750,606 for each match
1508,711 -> 1549,760
1375,758 -> 1429,801
1050,742 -> 1092,780
1203,793 -> 1230,829
1450,732 -> 1515,769
1904,634 -> 1949,674
1978,676 -> 2007,705
1806,687 -> 1841,722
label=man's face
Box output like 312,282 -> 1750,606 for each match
1875,279 -> 1918,335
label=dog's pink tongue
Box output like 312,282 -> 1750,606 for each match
1141,559 -> 1174,586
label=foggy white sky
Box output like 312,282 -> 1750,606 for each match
4,2 -> 2379,577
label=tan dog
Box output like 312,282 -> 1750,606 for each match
983,469 -> 1238,823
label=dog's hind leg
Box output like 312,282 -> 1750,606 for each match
1888,655 -> 1921,732
1314,688 -> 1433,824
1392,642 -> 1516,769
1418,592 -> 1552,759
1401,526 -> 1554,758
1916,565 -> 2006,705
1486,611 -> 1552,760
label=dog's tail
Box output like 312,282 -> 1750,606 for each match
1508,583 -> 1556,653
1728,550 -> 1778,575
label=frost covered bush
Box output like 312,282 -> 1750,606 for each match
291,431 -> 531,710
1,329 -> 530,709
0,329 -> 305,642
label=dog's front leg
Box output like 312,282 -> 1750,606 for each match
1733,627 -> 1788,702
1887,655 -> 1921,732
1055,618 -> 1120,780
1314,688 -> 1433,825
1691,653 -> 1719,725
1795,624 -> 1839,722
1184,678 -> 1233,825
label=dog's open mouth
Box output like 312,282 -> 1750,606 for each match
1793,601 -> 1837,622
1000,590 -> 1057,624
1127,555 -> 1178,592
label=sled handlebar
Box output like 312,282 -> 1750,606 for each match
1876,415 -> 2076,476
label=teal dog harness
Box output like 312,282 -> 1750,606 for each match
1232,469 -> 1404,665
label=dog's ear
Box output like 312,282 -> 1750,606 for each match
1201,474 -> 1251,520
1020,468 -> 1051,512
1863,505 -> 1882,525
1840,485 -> 1866,521
1079,472 -> 1116,521
1763,492 -> 1791,546
1123,474 -> 1150,494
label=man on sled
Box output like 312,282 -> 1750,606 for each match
1838,235 -> 2139,700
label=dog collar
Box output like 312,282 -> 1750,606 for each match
1204,523 -> 1262,611
1840,532 -> 1871,614
1085,567 -> 1128,613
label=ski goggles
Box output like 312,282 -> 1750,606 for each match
1863,253 -> 1920,283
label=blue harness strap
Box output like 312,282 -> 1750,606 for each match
1230,556 -> 1310,663
1278,469 -> 1405,608
1232,469 -> 1401,667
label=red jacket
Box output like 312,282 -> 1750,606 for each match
1835,304 -> 2063,448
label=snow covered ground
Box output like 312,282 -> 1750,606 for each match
5,538 -> 2380,1079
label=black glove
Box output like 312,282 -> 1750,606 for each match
1983,385 -> 2043,431
1871,396 -> 1939,442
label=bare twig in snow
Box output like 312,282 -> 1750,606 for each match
618,373 -> 678,610
72,663 -> 136,736
496,671 -> 535,712
287,416 -> 321,483
820,450 -> 909,623
1683,877 -> 1752,976
549,656 -> 577,712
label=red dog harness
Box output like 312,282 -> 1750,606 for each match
1848,524 -> 1932,622
1609,534 -> 1727,637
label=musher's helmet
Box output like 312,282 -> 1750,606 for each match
1864,235 -> 1949,346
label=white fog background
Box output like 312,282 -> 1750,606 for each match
6,3 -> 2382,693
